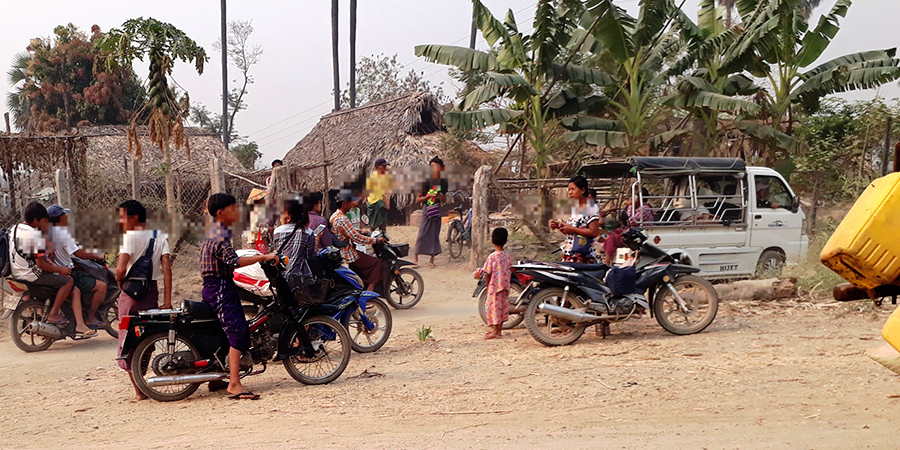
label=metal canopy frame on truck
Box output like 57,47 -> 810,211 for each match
578,157 -> 748,227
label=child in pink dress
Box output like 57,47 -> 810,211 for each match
474,228 -> 512,339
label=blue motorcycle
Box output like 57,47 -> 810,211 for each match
236,248 -> 392,354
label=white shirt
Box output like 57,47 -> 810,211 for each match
49,226 -> 80,269
119,229 -> 171,281
9,224 -> 46,282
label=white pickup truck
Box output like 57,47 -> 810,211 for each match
582,157 -> 809,280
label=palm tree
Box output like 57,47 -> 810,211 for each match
331,0 -> 340,111
5,52 -> 32,131
98,18 -> 208,238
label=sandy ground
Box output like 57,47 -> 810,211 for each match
2,226 -> 899,449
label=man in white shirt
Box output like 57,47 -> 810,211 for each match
47,204 -> 109,330
9,202 -> 90,334
114,200 -> 172,400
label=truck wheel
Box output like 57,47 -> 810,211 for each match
756,250 -> 785,279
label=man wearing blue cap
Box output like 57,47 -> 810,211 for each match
47,205 -> 109,330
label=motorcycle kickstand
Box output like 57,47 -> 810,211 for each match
594,322 -> 611,338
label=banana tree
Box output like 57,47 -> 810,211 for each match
98,18 -> 207,238
567,0 -> 700,155
661,0 -> 797,154
737,0 -> 900,134
415,0 -> 616,175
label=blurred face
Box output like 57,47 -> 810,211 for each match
280,210 -> 291,225
35,217 -> 49,231
57,214 -> 69,227
758,188 -> 769,199
376,165 -> 387,175
273,162 -> 283,168
118,208 -> 136,232
431,162 -> 442,177
567,182 -> 585,200
217,203 -> 241,225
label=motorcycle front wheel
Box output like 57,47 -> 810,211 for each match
653,275 -> 718,335
348,297 -> 393,353
131,332 -> 202,402
9,299 -> 55,353
283,315 -> 351,385
100,303 -> 119,339
524,287 -> 587,347
478,283 -> 525,329
387,268 -> 424,309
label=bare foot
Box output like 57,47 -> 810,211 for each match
134,390 -> 148,401
484,332 -> 500,340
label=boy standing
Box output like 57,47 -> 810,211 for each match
202,193 -> 276,400
115,200 -> 172,399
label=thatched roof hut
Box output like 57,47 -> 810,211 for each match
282,92 -> 489,207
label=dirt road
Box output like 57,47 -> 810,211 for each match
1,231 -> 898,449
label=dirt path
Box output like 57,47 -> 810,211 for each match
2,229 -> 898,449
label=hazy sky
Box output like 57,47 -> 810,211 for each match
2,0 -> 898,167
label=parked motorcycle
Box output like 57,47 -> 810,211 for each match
371,231 -> 424,309
235,247 -> 392,353
473,271 -> 534,329
7,258 -> 120,352
520,228 -> 719,346
119,255 -> 352,402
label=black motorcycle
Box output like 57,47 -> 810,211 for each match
8,258 -> 120,352
371,231 -> 424,309
520,228 -> 719,346
118,255 -> 352,402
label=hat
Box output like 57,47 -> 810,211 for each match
374,158 -> 389,167
47,204 -> 71,218
336,188 -> 360,203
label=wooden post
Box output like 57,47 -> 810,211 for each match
321,138 -> 329,192
210,157 -> 226,194
470,165 -> 491,269
3,113 -> 9,133
267,166 -> 286,206
131,156 -> 141,200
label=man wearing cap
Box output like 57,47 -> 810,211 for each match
330,190 -> 387,292
365,158 -> 393,232
47,205 -> 109,330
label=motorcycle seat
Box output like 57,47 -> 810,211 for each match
558,262 -> 609,271
183,300 -> 216,320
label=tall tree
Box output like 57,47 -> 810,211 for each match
349,0 -> 358,108
99,18 -> 208,238
340,53 -> 446,108
220,0 -> 229,148
7,24 -> 144,132
331,0 -> 340,111
214,19 -> 263,147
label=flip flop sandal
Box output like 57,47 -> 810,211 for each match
228,392 -> 260,400
88,321 -> 104,330
74,329 -> 97,339
47,318 -> 70,325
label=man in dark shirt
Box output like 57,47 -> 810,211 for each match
201,193 -> 276,400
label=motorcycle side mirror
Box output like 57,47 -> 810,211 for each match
791,195 -> 800,213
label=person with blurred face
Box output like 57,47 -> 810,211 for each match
414,157 -> 448,268
330,190 -> 386,292
365,158 -> 393,232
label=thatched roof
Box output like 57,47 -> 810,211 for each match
282,92 -> 488,201
78,125 -> 244,183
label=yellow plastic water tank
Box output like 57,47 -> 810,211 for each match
820,172 -> 900,290
882,306 -> 900,353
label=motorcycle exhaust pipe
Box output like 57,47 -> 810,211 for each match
29,321 -> 63,339
146,373 -> 228,387
536,303 -> 631,323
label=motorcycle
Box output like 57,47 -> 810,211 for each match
473,271 -> 534,329
235,247 -> 392,353
519,228 -> 719,347
371,231 -> 424,309
118,254 -> 352,402
7,258 -> 121,352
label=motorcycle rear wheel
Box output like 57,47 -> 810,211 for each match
387,268 -> 424,309
524,287 -> 587,347
100,303 -> 119,339
283,315 -> 351,385
478,283 -> 525,329
9,299 -> 55,353
349,297 -> 392,353
653,275 -> 718,335
131,332 -> 202,402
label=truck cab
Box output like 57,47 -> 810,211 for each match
582,157 -> 808,280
